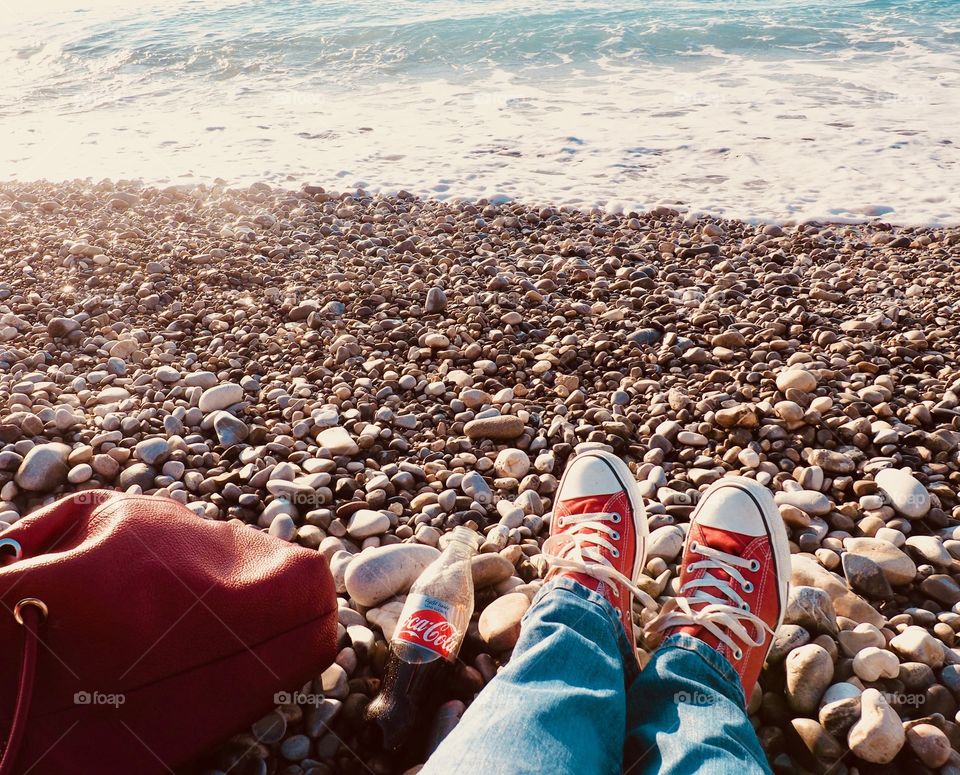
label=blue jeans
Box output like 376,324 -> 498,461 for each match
421,578 -> 771,775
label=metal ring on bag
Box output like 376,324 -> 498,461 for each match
0,537 -> 22,561
14,598 -> 48,625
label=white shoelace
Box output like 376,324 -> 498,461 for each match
646,542 -> 772,660
542,511 -> 656,611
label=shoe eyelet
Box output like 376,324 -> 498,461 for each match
556,516 -> 564,528
733,648 -> 743,660
611,548 -> 620,558
689,542 -> 699,552
749,559 -> 760,572
741,602 -> 751,611
742,582 -> 754,593
611,530 -> 620,541
610,512 -> 622,524
612,587 -> 620,598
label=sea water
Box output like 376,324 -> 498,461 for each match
2,0 -> 959,223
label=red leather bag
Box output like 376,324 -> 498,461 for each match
0,490 -> 338,774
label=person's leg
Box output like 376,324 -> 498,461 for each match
421,577 -> 633,775
422,449 -> 650,775
623,633 -> 770,774
625,476 -> 789,775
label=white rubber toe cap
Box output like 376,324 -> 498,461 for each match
695,482 -> 770,536
559,454 -> 623,499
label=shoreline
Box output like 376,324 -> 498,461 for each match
4,178 -> 960,231
3,179 -> 960,773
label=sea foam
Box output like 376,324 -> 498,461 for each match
3,0 -> 959,224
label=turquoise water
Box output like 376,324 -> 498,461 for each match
3,0 -> 960,221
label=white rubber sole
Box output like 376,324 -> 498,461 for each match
691,475 -> 791,630
554,449 -> 649,583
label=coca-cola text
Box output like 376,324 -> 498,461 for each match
396,608 -> 460,659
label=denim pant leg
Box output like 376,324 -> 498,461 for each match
421,578 -> 634,775
623,634 -> 771,775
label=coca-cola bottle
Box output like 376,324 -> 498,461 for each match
362,526 -> 477,754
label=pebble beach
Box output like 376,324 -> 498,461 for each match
5,179 -> 960,773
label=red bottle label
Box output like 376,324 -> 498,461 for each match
395,594 -> 460,660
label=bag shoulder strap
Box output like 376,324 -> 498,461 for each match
0,601 -> 46,775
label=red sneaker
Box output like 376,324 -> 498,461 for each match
543,449 -> 650,656
646,476 -> 790,698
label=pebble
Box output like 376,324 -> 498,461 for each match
424,286 -> 447,314
316,427 -> 360,456
847,688 -> 905,764
920,573 -> 960,606
494,448 -> 530,479
676,431 -> 708,447
428,700 -> 465,755
198,383 -> 244,413
67,463 -> 93,484
784,586 -> 837,636
791,554 -> 884,628
252,711 -> 287,744
478,593 -> 530,652
775,490 -> 831,515
776,368 -> 818,394
647,525 -> 684,562
346,509 -> 391,539
280,734 -> 311,761
14,443 -> 71,492
214,412 -> 249,445
844,537 -> 916,586
268,514 -> 297,542
464,416 -> 524,440
875,467 -> 930,518
344,544 -> 440,607
786,644 -> 834,715
471,554 -> 514,589
906,723 -> 952,768
820,694 -> 862,740
134,437 -> 170,466
461,471 -> 493,505
768,624 -> 811,663
905,535 -> 951,567
714,404 -> 757,429
841,552 -> 893,599
838,623 -> 886,657
320,663 -> 349,700
366,600 -> 405,640
852,647 -> 899,682
47,316 -> 79,338
791,718 -> 845,763
155,365 -> 181,383
305,698 -> 342,738
890,625 -> 945,668
806,449 -> 855,475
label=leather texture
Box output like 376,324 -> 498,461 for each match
0,490 -> 338,774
